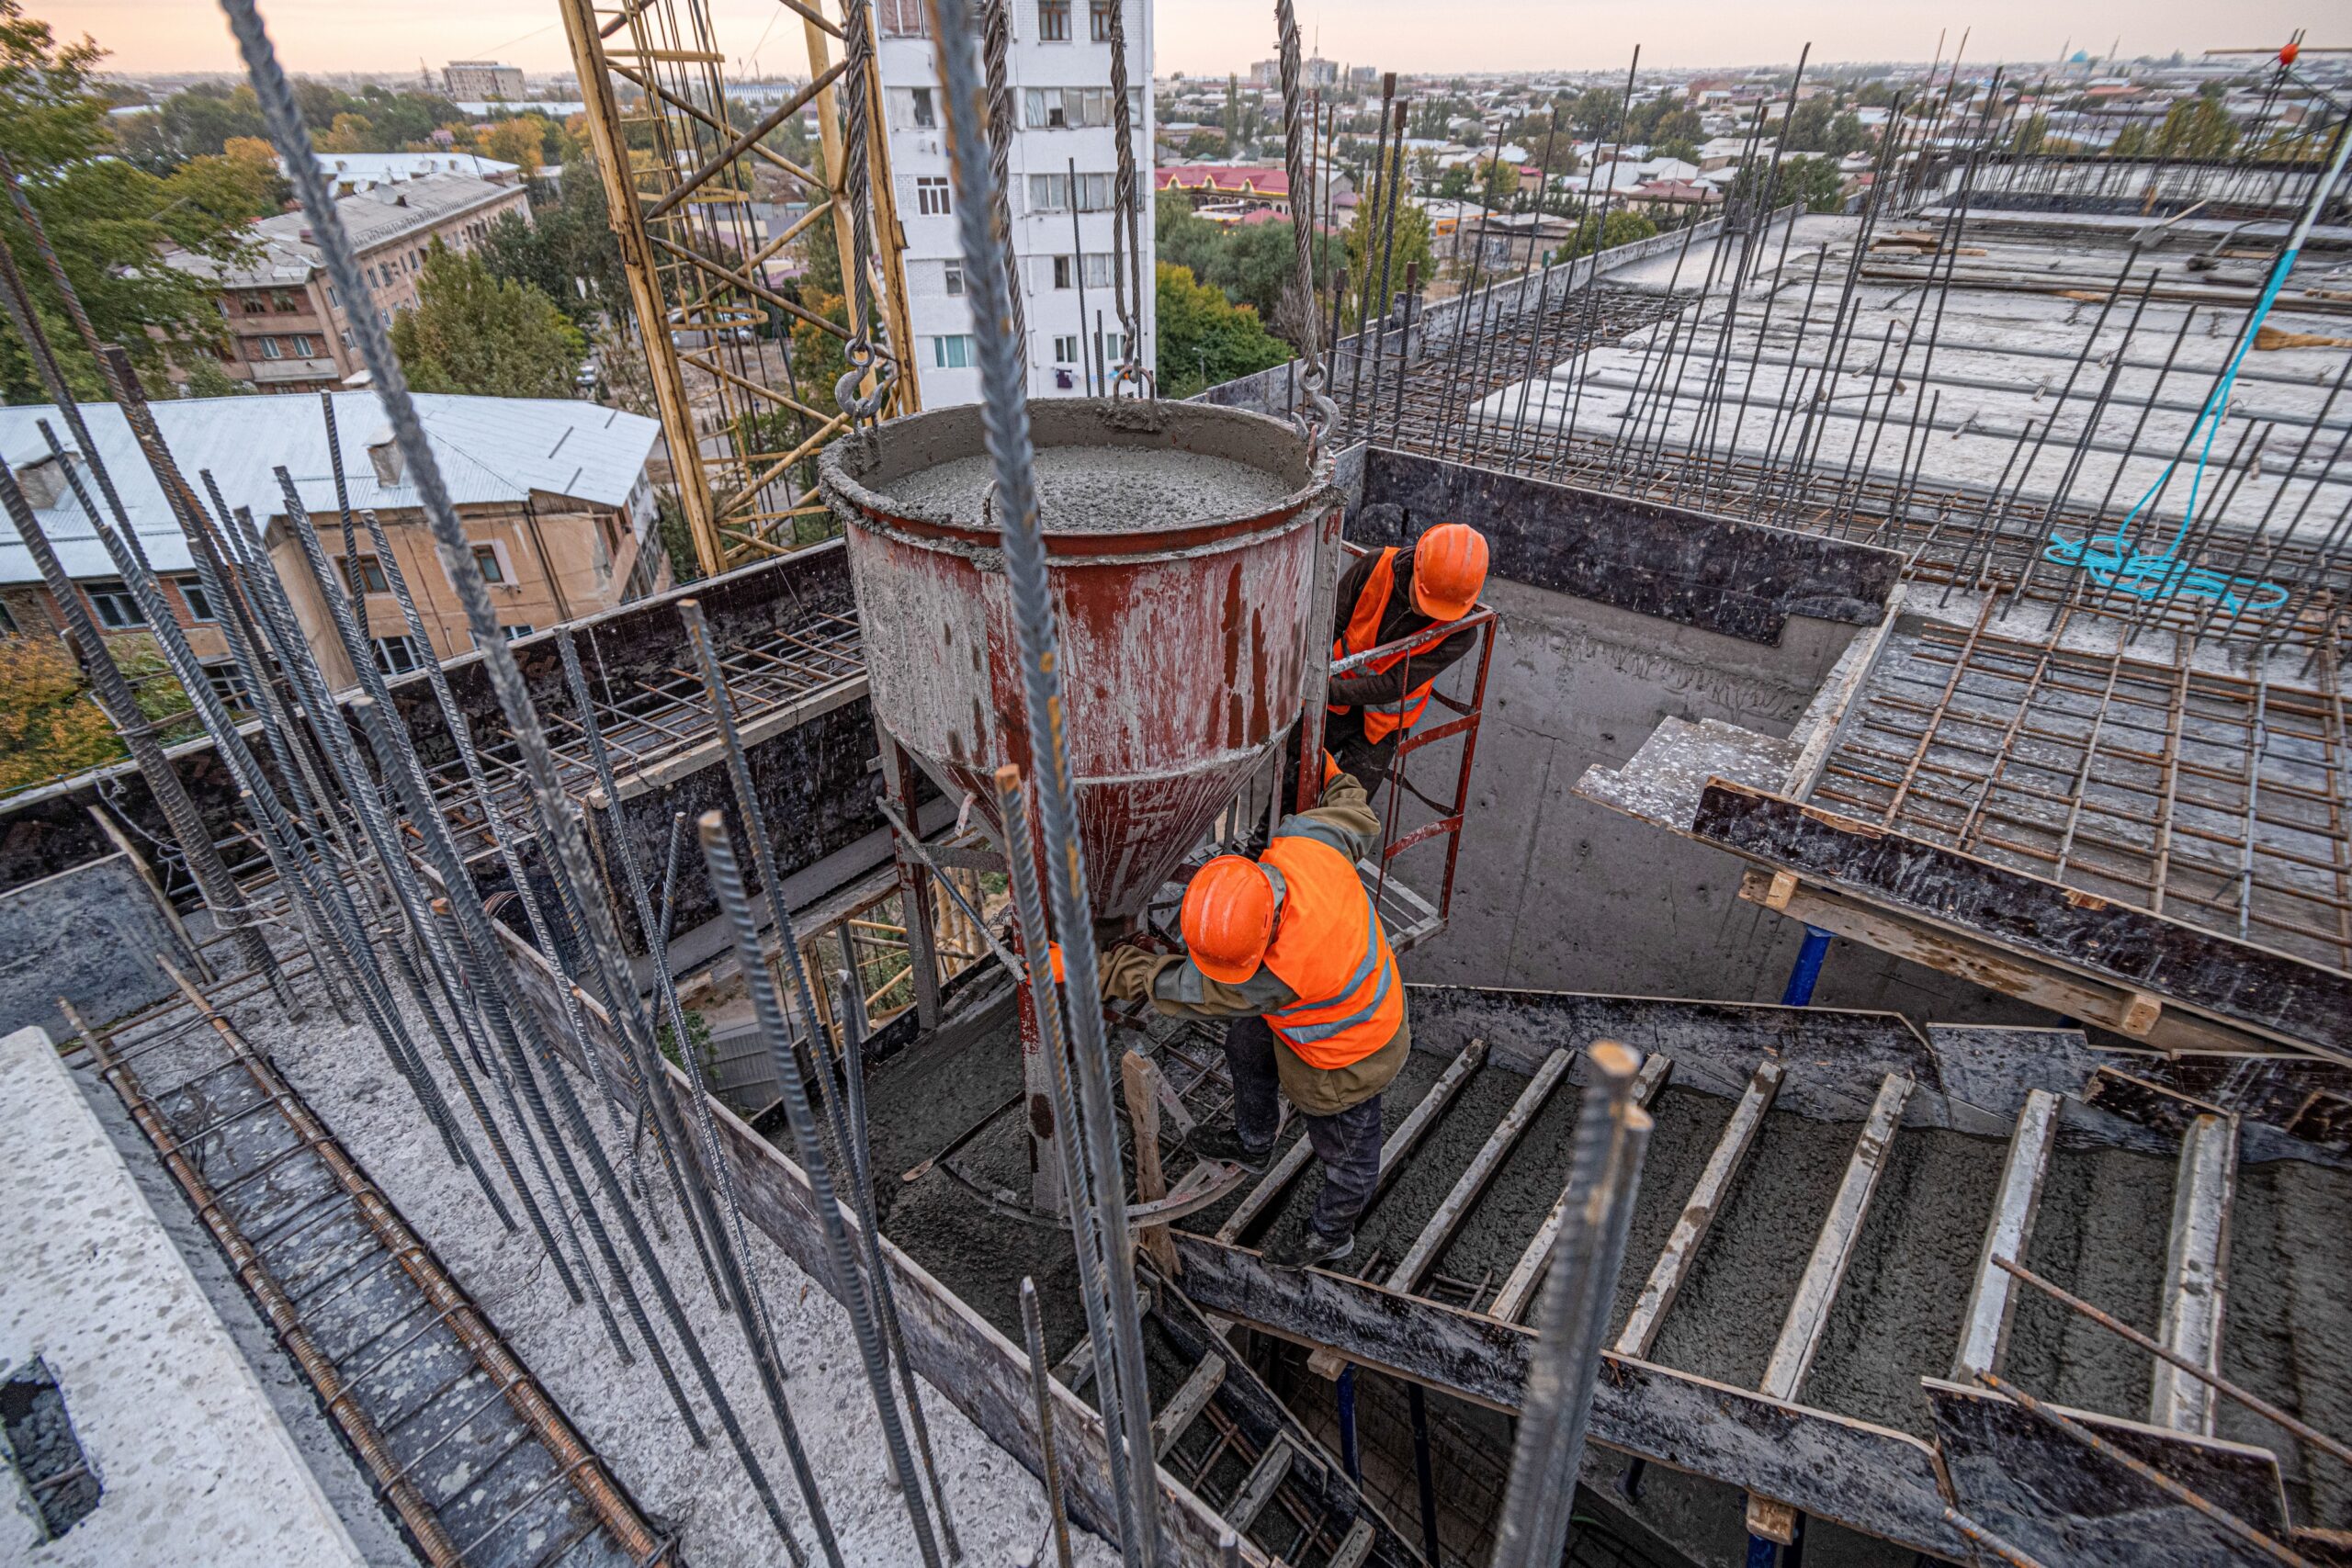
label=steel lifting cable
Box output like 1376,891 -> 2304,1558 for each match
1272,0 -> 1336,456
1103,0 -> 1150,396
2043,64 -> 2352,620
833,0 -> 898,424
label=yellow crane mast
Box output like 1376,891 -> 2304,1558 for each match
557,0 -> 915,576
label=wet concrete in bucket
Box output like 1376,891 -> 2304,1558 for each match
876,446 -> 1295,533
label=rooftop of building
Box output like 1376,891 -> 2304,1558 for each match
164,173 -> 523,290
0,393 -> 660,586
296,151 -> 521,191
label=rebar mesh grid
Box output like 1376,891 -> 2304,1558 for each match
1803,613 -> 2352,973
430,611 -> 865,860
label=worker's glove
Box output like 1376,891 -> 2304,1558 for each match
1098,943 -> 1161,1003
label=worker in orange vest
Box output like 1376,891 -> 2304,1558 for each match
1101,756 -> 1402,1270
1323,522 -> 1490,789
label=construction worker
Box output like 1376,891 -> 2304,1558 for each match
1099,758 -> 1401,1271
1322,522 -> 1490,789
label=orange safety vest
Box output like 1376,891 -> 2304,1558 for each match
1329,547 -> 1435,744
1257,831 -> 1404,1069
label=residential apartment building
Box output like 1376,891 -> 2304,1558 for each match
443,61 -> 527,101
873,0 -> 1155,402
295,152 -> 524,196
166,175 -> 533,395
0,395 -> 666,695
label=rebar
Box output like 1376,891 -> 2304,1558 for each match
1489,1041 -> 1652,1568
926,4 -> 1161,1558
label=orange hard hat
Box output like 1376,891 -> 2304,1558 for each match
1182,855 -> 1278,984
1411,524 -> 1489,620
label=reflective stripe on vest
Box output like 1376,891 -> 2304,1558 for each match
1329,547 -> 1435,743
1257,831 -> 1405,1070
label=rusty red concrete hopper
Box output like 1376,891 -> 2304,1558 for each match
819,398 -> 1329,924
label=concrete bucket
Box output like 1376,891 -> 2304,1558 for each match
819,397 -> 1330,924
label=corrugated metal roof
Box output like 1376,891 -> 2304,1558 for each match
165,175 -> 524,289
0,393 -> 660,586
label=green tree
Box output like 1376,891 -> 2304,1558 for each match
1156,261 -> 1290,397
389,243 -> 583,398
1181,129 -> 1227,159
1569,87 -> 1623,138
0,632 -> 196,795
479,152 -> 624,326
483,118 -> 547,175
1564,209 -> 1657,259
1342,160 -> 1433,320
2154,96 -> 2237,159
176,357 -> 254,398
0,5 -> 278,400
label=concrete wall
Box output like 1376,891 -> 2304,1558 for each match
0,853 -> 185,1039
1360,486 -> 2061,1028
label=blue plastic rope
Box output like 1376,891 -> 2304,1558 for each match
2043,245 -> 2301,617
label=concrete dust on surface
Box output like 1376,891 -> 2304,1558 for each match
1603,1086 -> 1738,1342
1799,1127 -> 2007,1435
1645,1110 -> 1859,1390
238,983 -> 1116,1568
2216,1159 -> 2352,1531
878,446 -> 1293,533
2006,1143 -> 2172,1419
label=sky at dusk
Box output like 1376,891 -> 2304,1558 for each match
33,0 -> 2317,81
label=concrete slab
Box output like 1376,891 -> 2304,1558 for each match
0,1025 -> 368,1567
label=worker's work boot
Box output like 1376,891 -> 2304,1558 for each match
1265,1226 -> 1353,1272
1189,1122 -> 1273,1174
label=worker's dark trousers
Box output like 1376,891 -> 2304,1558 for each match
1223,1015 -> 1384,1240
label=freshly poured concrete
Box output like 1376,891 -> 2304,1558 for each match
0,1025 -> 369,1567
879,446 -> 1294,532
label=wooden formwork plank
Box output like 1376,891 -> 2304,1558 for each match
1231,1437 -> 1295,1532
2152,1112 -> 2239,1438
1951,1088 -> 2061,1382
1153,1357 -> 1227,1458
1615,1059 -> 1785,1357
1760,1072 -> 1915,1403
1488,1053 -> 1672,1324
1170,1232 -> 1970,1560
1387,1048 -> 1576,1294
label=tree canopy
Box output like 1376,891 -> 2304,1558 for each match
0,3 -> 279,400
389,243 -> 584,398
1156,262 -> 1291,398
1343,165 -> 1434,324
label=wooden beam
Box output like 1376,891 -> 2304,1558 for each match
1491,1051 -> 1675,1325
1329,1518 -> 1375,1568
1951,1089 -> 2060,1382
1125,1050 -> 1180,1277
1760,1073 -> 1915,1404
1216,1037 -> 1488,1246
1699,781 -> 2352,1063
2151,1113 -> 2238,1438
1153,1356 -> 1227,1457
1387,1048 -> 1576,1294
1735,869 -> 2258,1057
1929,1378 -> 2290,1568
1613,1059 -> 1784,1355
1231,1437 -> 1295,1531
1170,1233 -> 1971,1559
1057,1333 -> 1100,1394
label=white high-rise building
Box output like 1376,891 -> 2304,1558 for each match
873,0 -> 1156,405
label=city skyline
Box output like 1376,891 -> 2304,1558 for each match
33,0 -> 2321,82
